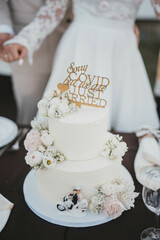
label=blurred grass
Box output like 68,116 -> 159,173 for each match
137,20 -> 160,89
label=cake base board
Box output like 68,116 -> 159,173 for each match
23,166 -> 132,228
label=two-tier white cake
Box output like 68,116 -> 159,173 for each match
24,63 -> 137,222
37,107 -> 122,203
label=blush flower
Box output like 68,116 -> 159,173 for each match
103,195 -> 125,219
25,151 -> 43,167
24,130 -> 41,153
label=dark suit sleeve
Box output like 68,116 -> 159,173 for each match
72,194 -> 78,205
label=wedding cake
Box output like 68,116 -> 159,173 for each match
24,63 -> 138,220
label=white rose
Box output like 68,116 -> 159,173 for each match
31,119 -> 41,131
37,99 -> 48,117
44,91 -> 55,101
48,105 -> 56,117
41,132 -> 54,147
114,183 -> 126,194
37,99 -> 48,109
56,102 -> 70,114
101,183 -> 116,196
43,156 -> 57,168
39,107 -> 48,117
25,151 -> 43,167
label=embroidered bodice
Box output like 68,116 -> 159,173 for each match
4,0 -> 160,63
74,0 -> 142,21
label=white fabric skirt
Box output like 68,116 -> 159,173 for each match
43,20 -> 160,132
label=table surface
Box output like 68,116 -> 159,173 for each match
0,129 -> 155,240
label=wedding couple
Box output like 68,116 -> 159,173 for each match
60,187 -> 88,212
0,0 -> 159,132
66,188 -> 83,210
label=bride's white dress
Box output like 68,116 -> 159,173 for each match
6,0 -> 160,132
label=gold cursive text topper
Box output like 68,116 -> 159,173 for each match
57,62 -> 110,108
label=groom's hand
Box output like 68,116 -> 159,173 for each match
2,43 -> 28,62
0,33 -> 13,58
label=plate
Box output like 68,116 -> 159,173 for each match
0,117 -> 18,148
23,166 -> 133,228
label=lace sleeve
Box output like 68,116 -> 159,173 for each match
4,0 -> 69,64
151,0 -> 160,19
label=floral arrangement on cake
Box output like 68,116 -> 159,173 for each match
24,119 -> 65,170
56,178 -> 138,219
89,177 -> 139,219
100,133 -> 128,160
37,90 -> 77,118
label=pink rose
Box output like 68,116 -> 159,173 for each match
103,196 -> 124,219
24,130 -> 41,153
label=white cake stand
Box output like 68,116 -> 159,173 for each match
23,166 -> 133,228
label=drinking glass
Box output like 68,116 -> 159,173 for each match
141,186 -> 160,240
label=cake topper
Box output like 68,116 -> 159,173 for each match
57,187 -> 88,214
57,62 -> 110,108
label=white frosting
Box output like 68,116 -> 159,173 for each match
37,106 -> 123,207
49,107 -> 107,161
59,107 -> 106,123
37,156 -> 122,203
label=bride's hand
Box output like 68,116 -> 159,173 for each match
133,24 -> 140,46
2,44 -> 28,62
